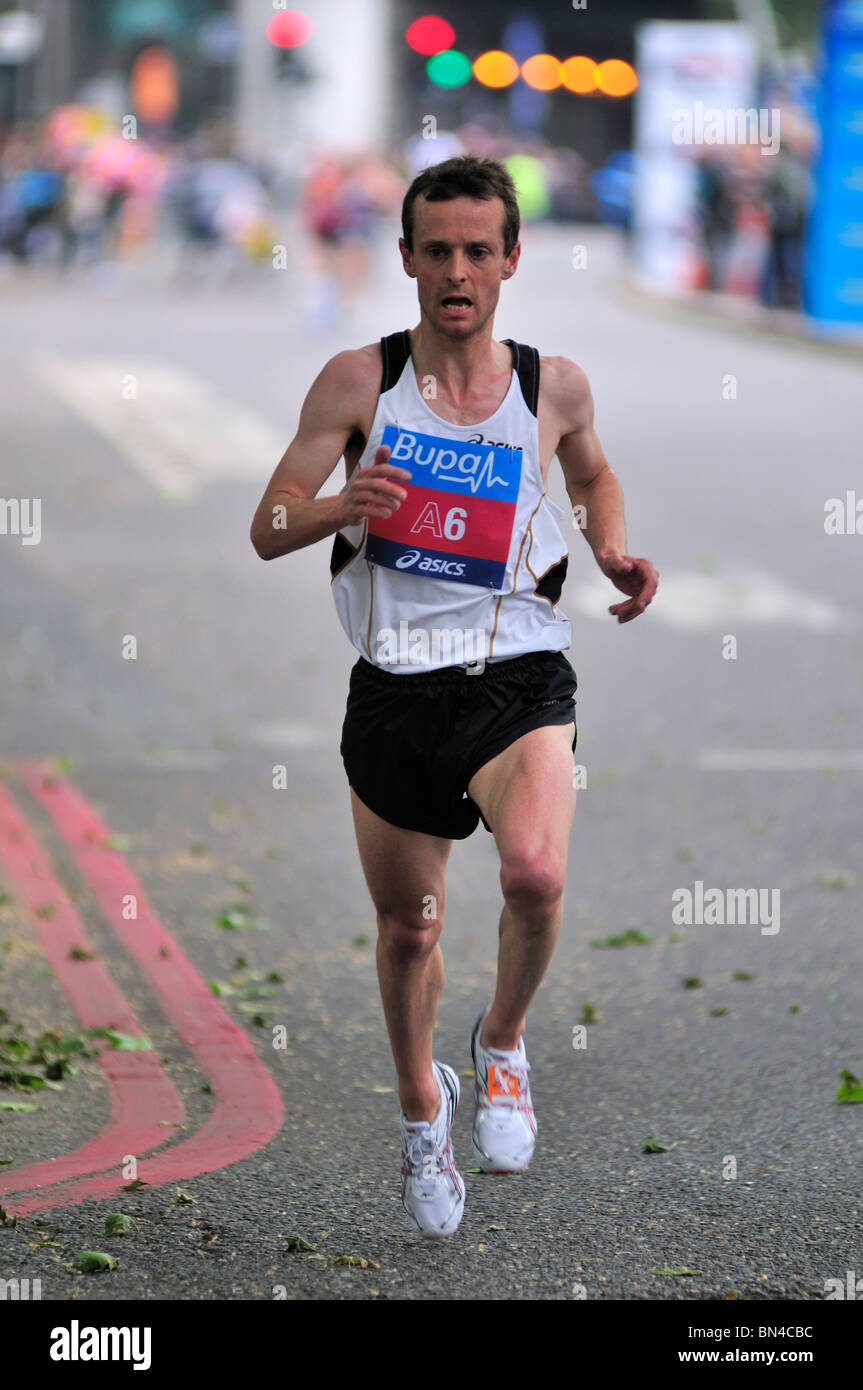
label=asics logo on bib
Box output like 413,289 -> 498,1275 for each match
394,550 -> 465,576
366,423 -> 523,591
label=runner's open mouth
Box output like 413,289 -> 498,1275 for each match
441,296 -> 472,308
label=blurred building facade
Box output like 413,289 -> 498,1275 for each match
392,0 -> 712,165
0,0 -> 235,130
0,1 -> 819,168
0,0 -> 393,162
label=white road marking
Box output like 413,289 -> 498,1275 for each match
697,749 -> 863,771
570,568 -> 848,633
29,354 -> 289,501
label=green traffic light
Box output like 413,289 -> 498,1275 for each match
426,49 -> 472,89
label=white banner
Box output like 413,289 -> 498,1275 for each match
633,22 -> 758,290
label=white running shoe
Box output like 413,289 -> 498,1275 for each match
470,1011 -> 537,1173
400,1061 -> 465,1238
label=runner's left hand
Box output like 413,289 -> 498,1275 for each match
598,552 -> 659,624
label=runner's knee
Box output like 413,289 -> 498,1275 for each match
500,850 -> 565,919
377,908 -> 443,960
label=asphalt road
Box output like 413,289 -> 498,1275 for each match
1,223 -> 861,1302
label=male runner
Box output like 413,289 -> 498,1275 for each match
251,156 -> 658,1238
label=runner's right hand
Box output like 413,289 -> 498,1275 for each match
339,445 -> 412,525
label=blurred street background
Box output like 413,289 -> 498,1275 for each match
0,0 -> 843,322
1,0 -> 862,1305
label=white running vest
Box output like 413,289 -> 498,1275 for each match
330,330 -> 571,674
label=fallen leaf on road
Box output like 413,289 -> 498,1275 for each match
88,1028 -> 153,1051
215,904 -> 266,931
590,930 -> 653,948
286,1235 -> 316,1252
836,1070 -> 863,1103
104,1214 -> 133,1236
642,1136 -> 671,1153
816,873 -> 853,890
75,1251 -> 118,1272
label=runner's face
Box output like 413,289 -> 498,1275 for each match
400,196 -> 520,339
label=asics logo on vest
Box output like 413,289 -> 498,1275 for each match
467,432 -> 520,451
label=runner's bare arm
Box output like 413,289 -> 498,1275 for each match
250,348 -> 411,561
550,357 -> 659,623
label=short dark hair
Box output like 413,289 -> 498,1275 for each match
402,155 -> 520,258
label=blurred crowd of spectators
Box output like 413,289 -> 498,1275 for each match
693,95 -> 815,309
0,88 -> 816,313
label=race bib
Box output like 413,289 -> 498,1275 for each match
365,424 -> 523,590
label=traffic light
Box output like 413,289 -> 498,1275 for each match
474,51 -> 520,89
266,10 -> 313,49
402,18 -> 637,99
406,16 -> 455,56
426,49 -> 472,89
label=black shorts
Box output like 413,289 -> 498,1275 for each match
340,650 -> 577,840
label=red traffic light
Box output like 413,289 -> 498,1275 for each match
266,10 -> 313,49
405,15 -> 455,56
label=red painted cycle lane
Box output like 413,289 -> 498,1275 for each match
3,763 -> 285,1217
0,782 -> 184,1197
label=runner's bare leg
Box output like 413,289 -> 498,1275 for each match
467,723 -> 576,1051
350,790 -> 452,1123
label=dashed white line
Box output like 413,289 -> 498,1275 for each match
29,354 -> 288,500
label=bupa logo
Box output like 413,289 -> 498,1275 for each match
395,549 -> 421,569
